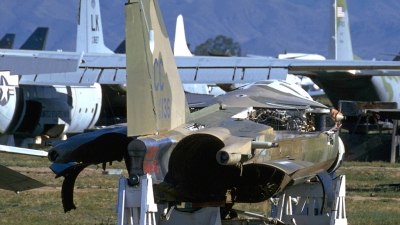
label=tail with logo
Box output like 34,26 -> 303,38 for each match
328,0 -> 355,60
76,0 -> 112,53
125,0 -> 189,137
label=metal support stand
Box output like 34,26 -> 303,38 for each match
271,175 -> 347,225
115,174 -> 223,225
116,174 -> 158,225
390,120 -> 398,163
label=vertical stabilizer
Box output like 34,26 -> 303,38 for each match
328,0 -> 354,60
173,14 -> 193,56
114,40 -> 126,53
392,53 -> 400,61
0,34 -> 15,49
20,27 -> 48,50
125,0 -> 188,136
76,0 -> 113,53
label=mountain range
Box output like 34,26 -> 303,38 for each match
0,0 -> 399,60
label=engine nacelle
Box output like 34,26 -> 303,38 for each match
0,73 -> 102,138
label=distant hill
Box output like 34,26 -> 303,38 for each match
0,0 -> 399,60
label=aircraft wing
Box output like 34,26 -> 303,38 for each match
7,50 -> 400,86
19,52 -> 127,86
0,164 -> 45,192
176,56 -> 400,83
0,49 -> 81,74
0,145 -> 47,192
0,144 -> 48,157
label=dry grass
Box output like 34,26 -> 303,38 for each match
1,154 -> 400,224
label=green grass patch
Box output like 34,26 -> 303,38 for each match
1,152 -> 400,224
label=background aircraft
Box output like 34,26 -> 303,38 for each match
0,27 -> 48,50
305,0 -> 400,110
19,27 -> 48,50
0,34 -> 15,49
4,0 -> 400,150
0,46 -> 80,194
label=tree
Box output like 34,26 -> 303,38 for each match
194,35 -> 242,56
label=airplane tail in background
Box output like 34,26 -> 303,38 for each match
173,14 -> 193,56
392,53 -> 400,61
329,0 -> 354,60
76,0 -> 113,53
0,34 -> 15,49
20,27 -> 49,50
114,40 -> 126,53
125,0 -> 189,136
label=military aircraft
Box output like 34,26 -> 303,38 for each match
0,27 -> 48,50
19,27 -> 49,51
0,45 -> 81,193
0,0 -> 234,147
0,0 -> 120,147
306,0 -> 400,109
43,0 -> 400,218
0,33 -> 15,49
172,13 -> 325,96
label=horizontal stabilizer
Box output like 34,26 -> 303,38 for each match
0,164 -> 45,192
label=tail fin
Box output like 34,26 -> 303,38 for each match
76,0 -> 112,53
173,14 -> 193,56
0,34 -> 15,49
328,0 -> 354,60
125,0 -> 189,136
114,40 -> 126,53
393,53 -> 400,61
20,27 -> 48,50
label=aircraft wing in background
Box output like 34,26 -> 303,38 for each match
0,49 -> 81,75
6,48 -> 400,86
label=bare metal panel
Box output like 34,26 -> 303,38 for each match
81,54 -> 126,68
0,49 -> 81,73
195,68 -> 235,83
178,68 -> 197,83
80,68 -> 101,85
237,68 -> 269,82
20,70 -> 85,86
114,69 -> 126,83
97,69 -> 116,83
19,75 -> 35,84
268,68 -> 288,80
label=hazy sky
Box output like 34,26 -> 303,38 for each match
0,0 -> 399,60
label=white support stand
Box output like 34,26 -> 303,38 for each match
272,175 -> 347,225
116,174 -> 158,225
116,174 -> 222,225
